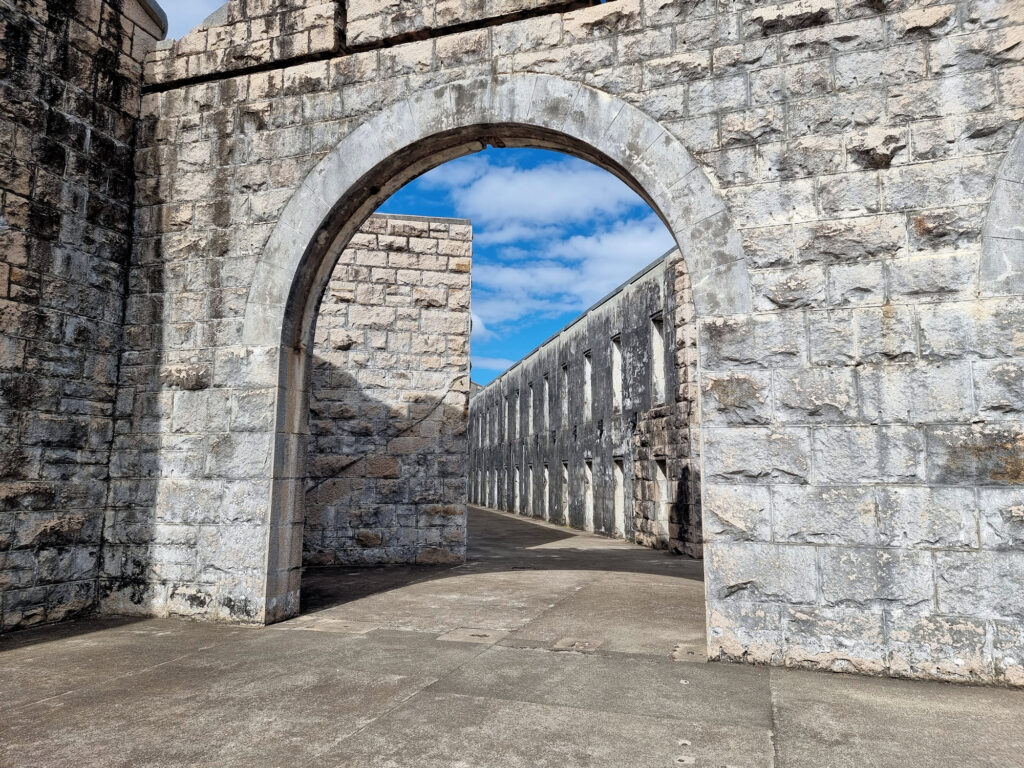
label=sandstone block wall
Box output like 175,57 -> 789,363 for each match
117,0 -> 1024,683
345,0 -> 587,47
0,0 -> 1016,687
145,0 -> 343,87
306,213 -> 471,567
469,251 -> 700,553
0,0 -> 162,631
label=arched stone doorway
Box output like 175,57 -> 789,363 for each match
243,73 -> 748,622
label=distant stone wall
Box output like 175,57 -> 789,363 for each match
469,253 -> 700,554
0,0 -> 162,631
305,214 -> 471,566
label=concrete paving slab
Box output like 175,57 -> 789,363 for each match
771,667 -> 1024,768
0,616 -> 250,710
436,627 -> 509,644
326,690 -> 774,768
505,574 -> 706,657
1,628 -> 484,768
304,568 -> 591,634
2,506 -> 1022,768
428,644 -> 773,728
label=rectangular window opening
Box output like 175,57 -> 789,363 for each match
543,464 -> 550,522
651,314 -> 666,405
611,334 -> 623,412
613,458 -> 625,538
560,364 -> 569,427
528,384 -> 534,436
561,461 -> 569,525
583,351 -> 593,420
583,460 -> 594,533
542,375 -> 550,432
527,464 -> 533,516
654,458 -> 669,542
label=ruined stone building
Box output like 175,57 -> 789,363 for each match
468,248 -> 703,555
2,0 -> 1024,687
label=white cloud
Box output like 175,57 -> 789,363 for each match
471,215 -> 675,326
472,356 -> 516,372
474,223 -> 564,247
397,150 -> 677,344
418,155 -> 646,234
471,313 -> 495,341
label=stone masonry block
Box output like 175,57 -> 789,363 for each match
700,371 -> 773,425
706,542 -> 817,604
812,426 -> 925,484
782,606 -> 887,675
702,484 -> 771,541
773,486 -> 877,545
936,551 -> 1024,619
980,488 -> 1024,550
699,313 -> 806,370
919,298 -> 1024,361
876,487 -> 978,549
819,547 -> 934,609
885,609 -> 988,683
926,424 -> 1024,485
774,367 -> 858,423
857,362 -> 975,425
704,427 -> 811,483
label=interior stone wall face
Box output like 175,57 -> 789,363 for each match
0,0 -> 1020,687
468,253 -> 702,554
0,0 -> 161,631
306,213 -> 471,567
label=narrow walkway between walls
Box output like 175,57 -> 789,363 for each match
300,505 -> 708,659
2,509 -> 1022,768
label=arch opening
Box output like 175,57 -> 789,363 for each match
246,75 -> 750,626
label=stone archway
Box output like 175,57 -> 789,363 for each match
243,73 -> 751,622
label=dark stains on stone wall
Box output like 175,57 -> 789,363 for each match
0,0 -> 160,630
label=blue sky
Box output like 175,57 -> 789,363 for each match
166,5 -> 675,386
378,150 -> 674,384
166,1 -> 224,38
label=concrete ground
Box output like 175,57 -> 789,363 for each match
2,507 -> 1022,768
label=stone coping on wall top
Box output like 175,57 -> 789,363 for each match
368,212 -> 472,226
139,0 -> 168,38
474,246 -> 678,396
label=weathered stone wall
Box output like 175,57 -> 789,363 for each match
345,0 -> 591,47
469,251 -> 701,553
26,0 -> 1020,686
0,0 -> 162,630
306,213 -> 471,566
145,0 -> 342,86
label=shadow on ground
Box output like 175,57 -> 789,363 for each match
300,504 -> 705,616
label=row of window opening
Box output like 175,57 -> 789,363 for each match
472,313 -> 667,448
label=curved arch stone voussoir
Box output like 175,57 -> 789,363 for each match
244,73 -> 752,349
980,123 -> 1024,296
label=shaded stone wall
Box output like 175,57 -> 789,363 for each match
306,213 -> 471,567
468,252 -> 700,554
37,0 -> 1023,686
0,0 -> 162,630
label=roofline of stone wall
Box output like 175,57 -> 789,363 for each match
140,0 -> 168,38
369,212 -> 472,226
473,246 -> 679,396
